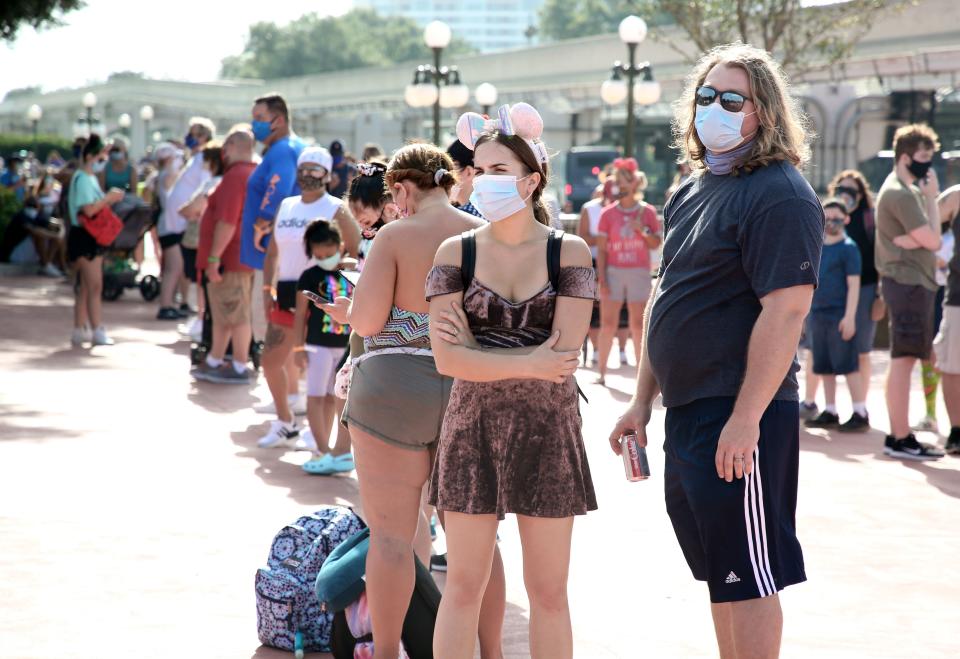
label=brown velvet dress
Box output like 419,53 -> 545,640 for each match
425,264 -> 599,519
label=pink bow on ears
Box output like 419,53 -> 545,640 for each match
455,103 -> 549,164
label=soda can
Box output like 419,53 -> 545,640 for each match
621,432 -> 651,481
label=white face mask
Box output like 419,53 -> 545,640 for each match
316,253 -> 341,270
469,174 -> 533,223
695,104 -> 755,152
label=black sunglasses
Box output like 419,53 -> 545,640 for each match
695,85 -> 750,113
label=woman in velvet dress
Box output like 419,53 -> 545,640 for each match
426,103 -> 597,659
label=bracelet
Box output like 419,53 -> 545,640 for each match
292,346 -> 306,353
207,255 -> 221,264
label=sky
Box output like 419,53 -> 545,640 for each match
0,0 -> 352,99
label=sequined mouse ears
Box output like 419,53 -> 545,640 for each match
456,103 -> 549,164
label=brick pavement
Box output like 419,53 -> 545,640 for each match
1,273 -> 957,658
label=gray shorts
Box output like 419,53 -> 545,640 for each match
342,353 -> 453,451
605,266 -> 652,303
854,283 -> 879,354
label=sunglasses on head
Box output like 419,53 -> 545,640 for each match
695,85 -> 750,113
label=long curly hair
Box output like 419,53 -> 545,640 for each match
672,43 -> 812,175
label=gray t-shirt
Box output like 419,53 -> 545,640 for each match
647,161 -> 824,408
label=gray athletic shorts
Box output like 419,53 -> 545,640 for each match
605,266 -> 652,303
342,353 -> 453,451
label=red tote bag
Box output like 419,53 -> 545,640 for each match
80,205 -> 123,247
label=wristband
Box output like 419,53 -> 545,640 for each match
207,255 -> 221,264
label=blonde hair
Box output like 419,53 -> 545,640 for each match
672,43 -> 811,174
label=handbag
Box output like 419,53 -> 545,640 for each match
80,204 -> 123,247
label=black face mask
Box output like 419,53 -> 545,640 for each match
907,158 -> 933,181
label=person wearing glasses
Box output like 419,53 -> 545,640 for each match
608,44 -> 823,657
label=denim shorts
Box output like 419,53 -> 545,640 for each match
810,311 -> 859,375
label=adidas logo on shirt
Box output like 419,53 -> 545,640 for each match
725,571 -> 741,584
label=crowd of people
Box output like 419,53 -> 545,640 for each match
4,37 -> 960,658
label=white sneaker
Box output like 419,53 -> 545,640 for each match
188,317 -> 203,343
290,395 -> 307,416
295,428 -> 318,452
41,263 -> 64,277
70,326 -> 92,347
257,420 -> 300,448
92,326 -> 114,346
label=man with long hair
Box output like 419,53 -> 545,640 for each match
609,43 -> 823,657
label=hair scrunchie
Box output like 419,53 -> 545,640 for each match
434,168 -> 448,185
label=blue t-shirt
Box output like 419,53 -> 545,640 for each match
647,161 -> 824,408
239,135 -> 306,270
0,170 -> 24,201
811,237 -> 861,315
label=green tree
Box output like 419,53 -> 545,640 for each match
220,8 -> 476,80
1,0 -> 84,42
539,0 -> 909,76
3,86 -> 41,101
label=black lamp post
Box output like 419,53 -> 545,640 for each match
404,21 -> 469,144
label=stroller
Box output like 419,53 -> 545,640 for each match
100,194 -> 160,302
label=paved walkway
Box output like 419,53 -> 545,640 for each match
1,272 -> 957,659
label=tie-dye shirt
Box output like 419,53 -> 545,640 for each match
297,265 -> 354,347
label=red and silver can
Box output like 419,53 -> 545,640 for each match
621,432 -> 651,481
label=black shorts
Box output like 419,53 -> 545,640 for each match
159,232 -> 183,250
67,224 -> 106,262
664,396 -> 806,603
881,277 -> 936,360
810,312 -> 858,375
181,245 -> 197,282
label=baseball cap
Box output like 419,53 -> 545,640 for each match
298,146 -> 333,172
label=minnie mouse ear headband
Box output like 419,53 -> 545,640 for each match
612,157 -> 638,173
456,103 -> 549,166
357,161 -> 387,177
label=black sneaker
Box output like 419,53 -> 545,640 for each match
799,402 -> 819,421
429,553 -> 447,573
804,410 -> 839,428
179,303 -> 196,316
837,412 -> 870,433
883,435 -> 896,455
157,307 -> 183,320
886,434 -> 944,461
946,429 -> 960,455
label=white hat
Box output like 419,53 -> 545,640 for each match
297,146 -> 333,173
154,142 -> 178,161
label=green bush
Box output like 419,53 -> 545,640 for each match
0,186 -> 23,250
0,133 -> 75,164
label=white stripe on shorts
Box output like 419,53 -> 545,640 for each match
743,447 -> 776,597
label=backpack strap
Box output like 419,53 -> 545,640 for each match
547,229 -> 564,291
460,230 -> 477,291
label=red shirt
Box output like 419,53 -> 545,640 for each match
597,201 -> 659,269
197,160 -> 257,274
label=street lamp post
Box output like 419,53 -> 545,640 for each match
599,16 -> 661,159
118,113 -> 132,137
82,92 -> 97,135
140,105 -> 154,150
475,83 -> 498,116
26,104 -> 42,153
404,21 -> 469,145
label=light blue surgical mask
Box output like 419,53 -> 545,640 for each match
92,159 -> 107,173
251,119 -> 273,143
695,103 -> 756,154
469,174 -> 533,223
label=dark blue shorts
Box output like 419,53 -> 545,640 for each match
854,283 -> 878,354
664,397 -> 806,603
811,312 -> 859,375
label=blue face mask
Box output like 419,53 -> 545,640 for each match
92,159 -> 107,173
109,151 -> 124,162
251,120 -> 273,143
184,133 -> 199,150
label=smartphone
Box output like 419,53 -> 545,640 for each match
300,289 -> 331,305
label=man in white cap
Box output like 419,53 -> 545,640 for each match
257,146 -> 361,448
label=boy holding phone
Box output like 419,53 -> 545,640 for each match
293,220 -> 355,474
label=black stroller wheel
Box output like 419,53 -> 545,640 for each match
140,275 -> 160,301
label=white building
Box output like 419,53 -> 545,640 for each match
356,0 -> 544,52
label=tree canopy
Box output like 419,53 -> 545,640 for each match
220,8 -> 476,80
538,0 -> 907,76
1,0 -> 83,42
